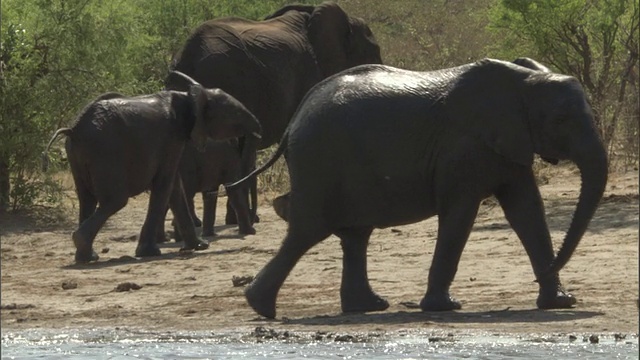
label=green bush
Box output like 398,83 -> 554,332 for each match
1,0 -> 637,212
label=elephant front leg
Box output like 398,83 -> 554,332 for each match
495,174 -> 576,309
201,190 -> 217,236
154,205 -> 172,244
228,187 -> 256,235
225,177 -> 260,224
169,176 -> 209,252
186,189 -> 202,228
336,227 -> 389,313
224,197 -> 238,225
421,198 -> 480,311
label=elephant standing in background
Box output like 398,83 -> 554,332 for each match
227,58 -> 608,319
43,72 -> 261,263
165,1 -> 382,226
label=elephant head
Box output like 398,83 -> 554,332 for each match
265,1 -> 383,78
169,71 -> 262,151
448,59 -> 608,279
524,72 -> 608,277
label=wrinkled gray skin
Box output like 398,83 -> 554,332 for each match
165,1 -> 382,227
171,139 -> 257,237
228,58 -> 608,319
43,73 -> 261,263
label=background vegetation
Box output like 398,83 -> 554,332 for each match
1,0 -> 637,213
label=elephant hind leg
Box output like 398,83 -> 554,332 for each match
70,168 -> 97,226
73,195 -> 128,263
336,226 -> 389,313
420,197 -> 480,311
77,184 -> 97,226
245,221 -> 332,319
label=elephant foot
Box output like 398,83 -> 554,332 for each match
135,243 -> 162,257
245,280 -> 277,319
201,228 -> 216,237
239,225 -> 256,235
536,288 -> 576,309
72,231 -> 99,264
420,292 -> 462,311
181,238 -> 209,252
341,291 -> 389,313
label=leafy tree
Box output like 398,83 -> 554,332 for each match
338,0 -> 496,71
3,0 -> 635,213
489,0 -> 639,166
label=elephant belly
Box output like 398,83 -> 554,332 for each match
335,177 -> 436,229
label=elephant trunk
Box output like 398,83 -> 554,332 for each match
241,114 -> 262,141
544,134 -> 608,277
231,100 -> 262,141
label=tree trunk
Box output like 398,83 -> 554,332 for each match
0,159 -> 9,213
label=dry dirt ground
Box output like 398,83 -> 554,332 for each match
1,165 -> 638,338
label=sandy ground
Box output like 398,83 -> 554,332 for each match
1,165 -> 638,338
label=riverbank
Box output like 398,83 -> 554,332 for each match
1,166 -> 638,336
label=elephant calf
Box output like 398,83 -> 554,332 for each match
44,72 -> 261,263
173,139 -> 257,237
227,58 -> 608,319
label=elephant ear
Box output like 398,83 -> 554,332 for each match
512,57 -> 560,165
307,2 -> 351,78
189,84 -> 209,151
512,57 -> 551,73
447,59 -> 534,167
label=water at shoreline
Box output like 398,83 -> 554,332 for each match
2,327 -> 638,359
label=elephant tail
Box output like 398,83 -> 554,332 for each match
41,128 -> 72,172
225,135 -> 287,191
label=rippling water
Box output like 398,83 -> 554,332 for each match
2,328 -> 638,359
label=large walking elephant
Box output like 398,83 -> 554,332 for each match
43,72 -> 261,263
165,1 -> 382,226
227,58 -> 608,319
